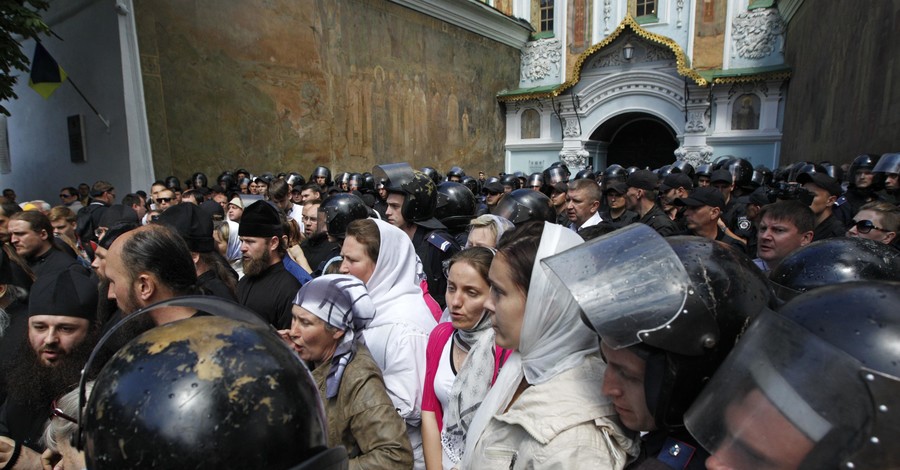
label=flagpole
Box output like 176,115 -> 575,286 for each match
65,77 -> 110,131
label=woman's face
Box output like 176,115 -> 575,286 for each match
484,255 -> 526,350
340,235 -> 377,284
289,306 -> 343,365
248,181 -> 259,194
227,204 -> 243,222
446,261 -> 490,331
467,226 -> 496,248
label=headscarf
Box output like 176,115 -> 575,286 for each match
292,274 -> 375,398
365,219 -> 435,332
223,220 -> 243,278
462,222 -> 592,465
465,214 -> 515,248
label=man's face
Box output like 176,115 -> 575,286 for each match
9,219 -> 49,258
697,176 -> 710,188
3,189 -> 15,201
150,184 -> 166,203
884,173 -> 899,191
385,193 -> 408,228
59,189 -> 78,206
272,193 -> 293,212
502,185 -> 514,194
484,191 -> 503,207
240,236 -> 275,277
600,342 -> 657,432
291,190 -> 303,204
714,182 -> 733,202
315,176 -> 327,186
624,187 -> 642,211
28,315 -> 91,367
607,190 -> 626,210
99,188 -> 116,205
566,188 -> 599,226
156,190 -> 176,211
802,183 -> 835,217
105,237 -> 144,314
705,389 -> 814,470
683,205 -> 719,233
300,188 -> 317,203
846,209 -> 896,244
51,218 -> 77,241
302,204 -> 320,236
757,215 -> 812,265
478,172 -> 485,181
855,169 -> 874,189
550,189 -> 567,208
213,193 -> 228,210
132,197 -> 148,219
91,245 -> 108,280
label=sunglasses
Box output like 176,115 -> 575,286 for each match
59,193 -> 74,198
156,197 -> 174,203
850,219 -> 887,234
483,191 -> 501,196
51,398 -> 78,424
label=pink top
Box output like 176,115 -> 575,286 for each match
422,322 -> 512,431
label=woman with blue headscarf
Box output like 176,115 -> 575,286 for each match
287,274 -> 413,469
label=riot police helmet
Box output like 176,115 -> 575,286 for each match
492,188 -> 556,224
435,182 -> 476,232
319,193 -> 370,239
373,162 -> 444,229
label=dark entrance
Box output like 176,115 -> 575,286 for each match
591,112 -> 678,169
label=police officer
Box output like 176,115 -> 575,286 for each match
874,152 -> 900,205
374,163 -> 459,308
434,181 -> 476,246
685,281 -> 900,470
835,154 -> 882,226
543,224 -> 775,470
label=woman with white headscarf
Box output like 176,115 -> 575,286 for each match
287,274 -> 413,469
213,220 -> 243,279
340,218 -> 437,470
462,221 -> 637,469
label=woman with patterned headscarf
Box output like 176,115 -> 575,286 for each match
286,274 -> 413,469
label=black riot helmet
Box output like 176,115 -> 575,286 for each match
460,176 -> 479,194
347,173 -> 364,191
695,163 -> 713,178
285,172 -> 305,187
721,157 -> 755,190
513,171 -> 527,187
574,168 -> 596,180
434,182 -> 476,233
625,166 -> 640,177
602,164 -> 627,183
191,172 -> 209,190
373,162 -> 444,229
217,172 -> 236,192
686,281 -> 900,470
492,188 -> 555,224
750,164 -> 773,188
849,154 -> 881,189
527,172 -> 545,190
543,224 -> 775,431
672,160 -> 695,180
819,161 -> 843,181
309,166 -> 332,186
446,166 -> 466,181
319,193 -> 369,239
420,167 -> 442,185
543,165 -> 569,184
655,164 -> 678,179
165,176 -> 182,191
874,152 -> 900,175
360,173 -> 376,193
81,297 -> 347,470
769,237 -> 900,302
500,174 -> 521,191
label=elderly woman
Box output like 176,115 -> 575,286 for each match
462,221 -> 637,469
40,383 -> 92,470
341,218 -> 437,470
287,274 -> 412,469
465,215 -> 514,249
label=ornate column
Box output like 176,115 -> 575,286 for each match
675,83 -> 714,166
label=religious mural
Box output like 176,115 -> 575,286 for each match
135,0 -> 520,179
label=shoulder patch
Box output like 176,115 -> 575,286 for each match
427,232 -> 459,253
835,195 -> 847,206
737,216 -> 752,231
656,437 -> 697,470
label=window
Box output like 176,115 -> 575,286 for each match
635,0 -> 656,17
540,0 -> 554,32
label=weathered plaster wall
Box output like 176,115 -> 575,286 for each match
780,1 -> 900,164
135,0 -> 521,179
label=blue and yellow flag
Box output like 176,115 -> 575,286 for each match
29,42 -> 67,99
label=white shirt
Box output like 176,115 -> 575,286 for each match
570,211 -> 603,232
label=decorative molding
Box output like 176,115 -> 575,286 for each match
732,8 -> 785,59
603,0 -> 612,34
563,117 -> 581,137
586,41 -> 673,69
521,38 -> 563,82
559,148 -> 590,171
685,110 -> 708,133
389,0 -> 532,49
674,145 -> 714,166
676,0 -> 685,28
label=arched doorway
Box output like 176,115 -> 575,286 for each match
591,112 -> 678,169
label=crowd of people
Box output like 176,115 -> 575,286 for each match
0,153 -> 898,470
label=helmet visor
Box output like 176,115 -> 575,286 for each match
541,223 -> 691,350
372,163 -> 414,192
684,312 -> 872,470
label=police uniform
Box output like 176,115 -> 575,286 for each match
412,225 -> 459,308
639,205 -> 678,237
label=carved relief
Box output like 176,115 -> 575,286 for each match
643,43 -> 673,62
563,117 -> 581,137
603,0 -> 612,34
676,0 -> 685,28
685,110 -> 708,133
559,148 -> 590,171
732,8 -> 785,59
522,38 -> 562,82
675,145 -> 714,167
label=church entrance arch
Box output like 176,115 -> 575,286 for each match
591,112 -> 678,169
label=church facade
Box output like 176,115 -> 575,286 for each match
489,0 -> 793,173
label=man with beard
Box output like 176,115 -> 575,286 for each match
104,225 -> 199,326
236,201 -> 301,329
0,267 -> 98,470
8,212 -> 78,278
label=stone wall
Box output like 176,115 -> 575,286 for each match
135,0 -> 521,180
780,1 -> 900,164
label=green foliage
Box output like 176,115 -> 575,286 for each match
0,0 -> 50,115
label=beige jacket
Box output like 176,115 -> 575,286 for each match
466,353 -> 638,469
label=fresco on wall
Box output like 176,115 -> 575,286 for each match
135,0 -> 520,179
693,0 -> 727,70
